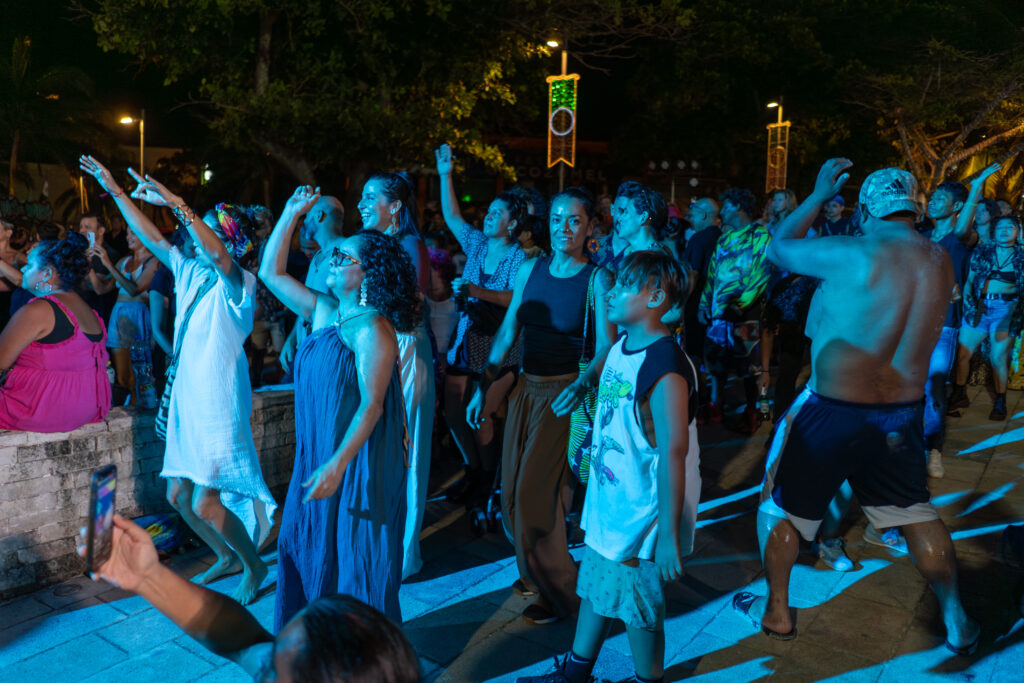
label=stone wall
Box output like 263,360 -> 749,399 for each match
0,388 -> 296,600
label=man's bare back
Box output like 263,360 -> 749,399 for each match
806,229 -> 952,403
768,160 -> 953,404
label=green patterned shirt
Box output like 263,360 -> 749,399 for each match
699,222 -> 772,320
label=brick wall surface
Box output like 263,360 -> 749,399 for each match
0,388 -> 296,600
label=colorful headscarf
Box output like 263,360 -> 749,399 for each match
214,203 -> 255,262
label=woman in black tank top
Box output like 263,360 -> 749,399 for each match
466,188 -> 615,624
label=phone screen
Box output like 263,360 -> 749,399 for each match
86,232 -> 96,247
86,465 -> 117,578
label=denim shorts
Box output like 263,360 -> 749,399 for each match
962,297 -> 1016,336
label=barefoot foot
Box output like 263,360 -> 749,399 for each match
232,561 -> 269,606
193,554 -> 242,585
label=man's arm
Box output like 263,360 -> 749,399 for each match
954,162 -> 1001,244
652,373 -> 689,581
767,158 -> 864,280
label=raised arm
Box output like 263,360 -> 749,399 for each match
128,169 -> 247,304
954,162 -> 1001,244
78,156 -> 173,268
78,515 -> 272,676
767,158 -> 863,280
258,186 -> 321,321
0,258 -> 22,287
435,143 -> 471,251
301,319 -> 398,502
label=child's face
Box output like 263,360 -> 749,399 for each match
606,279 -> 654,327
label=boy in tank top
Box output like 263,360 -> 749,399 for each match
534,251 -> 701,683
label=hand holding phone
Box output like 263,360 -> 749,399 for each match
85,464 -> 117,579
86,231 -> 96,247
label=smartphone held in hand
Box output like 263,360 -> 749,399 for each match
85,464 -> 117,578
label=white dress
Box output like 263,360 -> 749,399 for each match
160,247 -> 276,546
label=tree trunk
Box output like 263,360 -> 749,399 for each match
255,9 -> 278,96
257,138 -> 316,186
8,129 -> 19,198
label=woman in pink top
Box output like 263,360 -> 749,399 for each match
0,233 -> 111,432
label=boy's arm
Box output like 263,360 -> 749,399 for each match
652,373 -> 690,581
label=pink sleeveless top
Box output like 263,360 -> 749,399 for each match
0,295 -> 111,432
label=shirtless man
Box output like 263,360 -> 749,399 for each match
732,159 -> 979,655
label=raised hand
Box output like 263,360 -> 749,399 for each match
812,158 -> 853,201
78,155 -> 124,197
435,144 -> 455,176
128,169 -> 180,207
283,185 -> 321,217
974,161 -> 1002,184
77,514 -> 159,589
86,245 -> 112,269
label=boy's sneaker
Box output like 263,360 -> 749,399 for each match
516,654 -> 595,683
863,525 -> 908,554
927,449 -> 945,478
810,537 -> 854,571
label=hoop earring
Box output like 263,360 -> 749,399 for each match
42,282 -> 54,295
359,279 -> 368,307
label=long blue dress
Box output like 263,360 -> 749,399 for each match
274,325 -> 408,630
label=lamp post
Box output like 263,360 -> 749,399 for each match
765,99 -> 790,193
119,109 -> 145,178
545,37 -> 578,191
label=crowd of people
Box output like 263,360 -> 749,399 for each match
0,143 -> 1013,682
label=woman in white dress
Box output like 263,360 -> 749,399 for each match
357,172 -> 435,579
80,156 -> 275,605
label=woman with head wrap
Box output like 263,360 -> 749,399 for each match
79,155 -> 275,606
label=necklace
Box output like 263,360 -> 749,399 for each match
333,309 -> 377,330
995,246 -> 1014,270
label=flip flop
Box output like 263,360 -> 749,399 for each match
945,630 -> 980,656
732,591 -> 798,641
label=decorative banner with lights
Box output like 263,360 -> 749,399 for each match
546,74 -> 580,168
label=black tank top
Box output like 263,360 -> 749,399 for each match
517,256 -> 596,375
38,298 -> 104,344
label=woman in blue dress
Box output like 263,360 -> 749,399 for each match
259,185 -> 422,630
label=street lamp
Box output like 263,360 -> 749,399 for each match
765,99 -> 790,193
119,109 -> 145,178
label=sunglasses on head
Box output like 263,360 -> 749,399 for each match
330,246 -> 363,268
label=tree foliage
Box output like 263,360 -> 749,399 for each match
0,36 -> 99,198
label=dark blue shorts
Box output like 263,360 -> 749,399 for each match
760,388 -> 938,541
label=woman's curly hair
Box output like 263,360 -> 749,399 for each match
354,230 -> 423,333
36,232 -> 89,290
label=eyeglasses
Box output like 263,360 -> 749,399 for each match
330,247 -> 363,268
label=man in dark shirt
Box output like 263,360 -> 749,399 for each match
920,162 -> 1000,478
77,212 -> 122,325
682,198 -> 721,365
817,195 -> 855,236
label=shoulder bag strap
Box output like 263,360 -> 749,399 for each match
168,277 -> 215,367
578,266 -> 598,363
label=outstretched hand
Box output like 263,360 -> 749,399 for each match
973,161 -> 1002,185
283,185 -> 321,217
812,158 -> 853,201
128,169 -> 181,208
76,514 -> 159,590
78,155 -> 123,198
435,144 -> 455,176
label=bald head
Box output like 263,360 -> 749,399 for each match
302,196 -> 345,242
687,197 -> 719,231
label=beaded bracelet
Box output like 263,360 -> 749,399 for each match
172,203 -> 197,226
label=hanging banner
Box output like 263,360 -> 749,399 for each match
546,74 -> 581,168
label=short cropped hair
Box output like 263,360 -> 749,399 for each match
616,249 -> 687,308
719,188 -> 757,220
935,181 -> 968,205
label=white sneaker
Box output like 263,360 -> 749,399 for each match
927,449 -> 945,478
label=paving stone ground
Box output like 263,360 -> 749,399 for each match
2,383 -> 1023,681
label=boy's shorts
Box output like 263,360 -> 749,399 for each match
577,546 -> 664,632
760,388 -> 938,541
